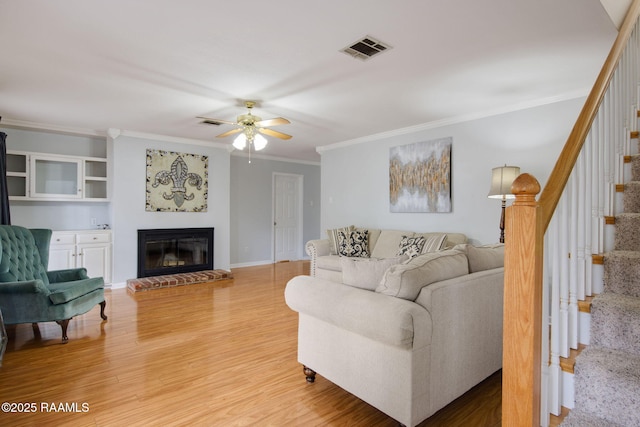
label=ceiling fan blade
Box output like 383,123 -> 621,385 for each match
216,128 -> 243,138
259,127 -> 292,140
197,116 -> 238,126
254,117 -> 290,127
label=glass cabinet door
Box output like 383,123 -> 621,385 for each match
29,155 -> 82,198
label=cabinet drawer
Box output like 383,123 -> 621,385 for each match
51,234 -> 76,245
77,233 -> 111,244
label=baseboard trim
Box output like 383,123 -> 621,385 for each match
230,257 -> 310,269
230,260 -> 276,269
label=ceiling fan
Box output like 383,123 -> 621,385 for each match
198,101 -> 292,152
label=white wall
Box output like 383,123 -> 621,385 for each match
230,155 -> 321,266
111,134 -> 231,284
320,97 -> 585,245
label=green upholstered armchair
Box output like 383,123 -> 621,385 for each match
0,225 -> 107,343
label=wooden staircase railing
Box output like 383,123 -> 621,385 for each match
502,1 -> 640,425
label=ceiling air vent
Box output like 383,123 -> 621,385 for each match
341,35 -> 392,61
199,119 -> 223,126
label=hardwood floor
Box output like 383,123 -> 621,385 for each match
1,261 -> 511,426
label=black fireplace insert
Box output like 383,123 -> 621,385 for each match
137,227 -> 214,278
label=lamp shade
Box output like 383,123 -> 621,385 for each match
488,165 -> 520,199
253,133 -> 268,151
233,133 -> 247,150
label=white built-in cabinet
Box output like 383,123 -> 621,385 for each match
49,230 -> 112,284
6,150 -> 108,201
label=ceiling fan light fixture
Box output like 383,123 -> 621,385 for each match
233,133 -> 247,150
200,100 -> 290,153
253,134 -> 268,151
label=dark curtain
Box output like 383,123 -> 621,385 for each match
0,132 -> 11,225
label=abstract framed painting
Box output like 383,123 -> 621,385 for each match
389,137 -> 452,213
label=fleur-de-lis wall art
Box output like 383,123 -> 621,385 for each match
146,149 -> 208,212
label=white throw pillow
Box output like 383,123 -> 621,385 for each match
376,249 -> 469,300
341,256 -> 408,291
454,243 -> 504,273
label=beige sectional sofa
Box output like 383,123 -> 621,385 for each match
285,240 -> 504,427
305,227 -> 468,282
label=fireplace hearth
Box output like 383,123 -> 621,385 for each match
137,227 -> 214,278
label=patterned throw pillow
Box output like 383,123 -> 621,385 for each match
337,230 -> 370,258
420,233 -> 448,253
397,235 -> 426,258
326,225 -> 354,255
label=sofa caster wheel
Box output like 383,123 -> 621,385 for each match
303,366 -> 316,383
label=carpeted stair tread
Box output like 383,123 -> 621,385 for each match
590,292 -> 640,355
632,154 -> 640,181
623,181 -> 640,213
561,409 -> 626,427
572,347 -> 640,427
565,146 -> 640,427
604,250 -> 640,297
613,213 -> 640,251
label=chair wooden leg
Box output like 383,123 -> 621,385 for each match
99,300 -> 107,320
55,319 -> 70,343
31,323 -> 41,338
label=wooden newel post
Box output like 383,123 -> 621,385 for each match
502,173 -> 543,427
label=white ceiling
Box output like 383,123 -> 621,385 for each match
0,0 -> 621,162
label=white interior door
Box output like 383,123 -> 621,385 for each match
273,173 -> 302,262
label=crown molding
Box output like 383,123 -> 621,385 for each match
117,129 -> 230,150
0,118 -> 104,137
0,119 -> 232,151
317,89 -> 589,154
106,128 -> 122,140
231,149 -> 320,166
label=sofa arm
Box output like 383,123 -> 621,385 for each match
414,268 -> 504,411
47,268 -> 90,283
285,275 -> 432,349
305,239 -> 331,277
305,239 -> 331,258
0,280 -> 50,295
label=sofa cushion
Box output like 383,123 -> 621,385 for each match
316,255 -> 342,272
454,243 -> 504,273
326,225 -> 354,255
341,255 -> 408,290
371,230 -> 415,258
48,277 -> 104,305
397,235 -> 426,258
376,249 -> 469,300
441,233 -> 468,249
337,230 -> 370,258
